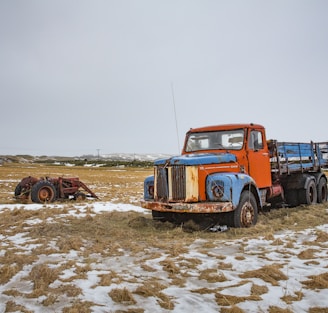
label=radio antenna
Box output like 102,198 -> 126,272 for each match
171,82 -> 180,153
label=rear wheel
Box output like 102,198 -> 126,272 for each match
231,191 -> 258,228
298,180 -> 317,205
285,189 -> 299,207
14,184 -> 30,200
317,177 -> 327,203
31,180 -> 56,203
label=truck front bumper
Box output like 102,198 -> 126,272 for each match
140,199 -> 234,214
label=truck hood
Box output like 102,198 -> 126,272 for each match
154,153 -> 237,166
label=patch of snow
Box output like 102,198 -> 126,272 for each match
0,202 -> 327,312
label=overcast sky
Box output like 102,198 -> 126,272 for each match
1,1 -> 327,156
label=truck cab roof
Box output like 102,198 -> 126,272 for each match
187,123 -> 265,133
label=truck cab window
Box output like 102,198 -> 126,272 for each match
185,129 -> 244,152
249,130 -> 263,150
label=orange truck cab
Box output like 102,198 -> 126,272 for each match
141,123 -> 328,228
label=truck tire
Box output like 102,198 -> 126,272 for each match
317,177 -> 327,203
232,190 -> 258,228
285,190 -> 299,207
298,179 -> 317,205
31,180 -> 56,203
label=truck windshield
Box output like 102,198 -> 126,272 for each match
185,129 -> 245,152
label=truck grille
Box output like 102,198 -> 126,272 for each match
171,165 -> 186,200
156,165 -> 186,202
156,167 -> 169,201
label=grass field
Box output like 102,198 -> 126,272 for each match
0,162 -> 328,312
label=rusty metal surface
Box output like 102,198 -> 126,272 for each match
140,199 -> 234,213
15,176 -> 98,202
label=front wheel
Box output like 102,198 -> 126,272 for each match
14,184 -> 30,200
14,184 -> 22,197
232,190 -> 258,228
31,180 -> 56,203
74,192 -> 86,201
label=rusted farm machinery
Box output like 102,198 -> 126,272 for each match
15,176 -> 98,203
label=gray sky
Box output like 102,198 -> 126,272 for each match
1,0 -> 328,156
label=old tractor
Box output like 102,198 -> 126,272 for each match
15,176 -> 98,203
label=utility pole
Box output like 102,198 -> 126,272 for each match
96,149 -> 100,161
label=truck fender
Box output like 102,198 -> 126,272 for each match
283,173 -> 315,190
311,172 -> 327,185
206,173 -> 262,209
283,173 -> 319,206
300,174 -> 316,190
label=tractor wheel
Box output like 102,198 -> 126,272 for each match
14,184 -> 22,197
298,180 -> 317,205
232,190 -> 258,228
317,177 -> 327,203
74,192 -> 86,201
31,180 -> 56,203
14,184 -> 30,200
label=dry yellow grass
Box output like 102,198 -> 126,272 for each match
251,283 -> 269,296
0,162 -> 328,312
298,248 -> 319,260
268,307 -> 293,313
220,306 -> 245,313
0,162 -> 152,204
134,279 -> 175,310
239,264 -> 288,286
302,272 -> 328,290
199,268 -> 227,283
308,308 -> 328,313
1,162 -> 328,233
109,287 -> 136,305
215,292 -> 262,306
5,300 -> 33,313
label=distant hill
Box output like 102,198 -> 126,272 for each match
99,153 -> 173,162
0,153 -> 174,166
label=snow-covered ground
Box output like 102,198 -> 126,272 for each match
0,202 -> 327,312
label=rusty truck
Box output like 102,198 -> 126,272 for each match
140,123 -> 328,228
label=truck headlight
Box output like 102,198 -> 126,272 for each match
212,184 -> 224,199
144,176 -> 155,200
148,185 -> 154,197
207,174 -> 233,202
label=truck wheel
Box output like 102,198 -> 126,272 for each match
31,180 -> 56,203
298,180 -> 317,205
317,177 -> 327,203
285,190 -> 299,207
233,190 -> 258,228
